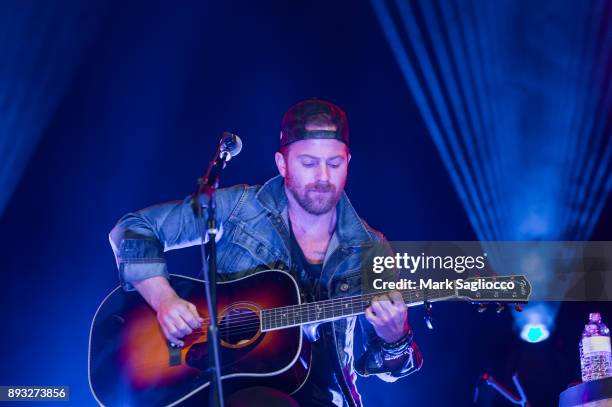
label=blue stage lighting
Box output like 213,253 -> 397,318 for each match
372,0 -> 612,241
373,0 -> 611,344
521,323 -> 550,343
514,302 -> 556,344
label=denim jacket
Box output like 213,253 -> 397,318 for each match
109,175 -> 422,406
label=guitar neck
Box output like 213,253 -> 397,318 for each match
261,287 -> 456,331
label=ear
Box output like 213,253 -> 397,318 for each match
348,153 -> 352,163
275,152 -> 287,178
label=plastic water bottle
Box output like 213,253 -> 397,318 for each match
579,312 -> 612,382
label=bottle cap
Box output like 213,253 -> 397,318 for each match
588,312 -> 602,322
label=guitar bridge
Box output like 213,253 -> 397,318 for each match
168,343 -> 182,366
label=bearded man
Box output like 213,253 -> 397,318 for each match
110,98 -> 422,407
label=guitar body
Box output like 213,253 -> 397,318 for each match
88,270 -> 311,406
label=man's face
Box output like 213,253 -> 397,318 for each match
276,138 -> 350,215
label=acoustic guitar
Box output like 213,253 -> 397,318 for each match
88,270 -> 531,406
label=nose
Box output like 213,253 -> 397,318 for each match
318,162 -> 330,182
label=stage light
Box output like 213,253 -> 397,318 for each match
521,323 -> 550,343
514,302 -> 556,344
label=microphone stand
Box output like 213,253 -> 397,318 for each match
195,135 -> 235,407
473,372 -> 530,407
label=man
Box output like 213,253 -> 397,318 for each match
109,98 -> 422,406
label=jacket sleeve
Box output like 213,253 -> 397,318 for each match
355,315 -> 423,382
353,235 -> 423,382
108,185 -> 247,291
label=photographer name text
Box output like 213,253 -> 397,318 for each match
372,278 -> 515,291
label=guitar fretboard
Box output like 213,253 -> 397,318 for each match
261,287 -> 455,331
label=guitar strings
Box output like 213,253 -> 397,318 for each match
187,278 -> 514,331
192,288 -> 451,330
183,294 -> 461,340
180,298 -> 373,339
183,298 -> 372,337
179,290 -> 455,338
190,289 -> 424,328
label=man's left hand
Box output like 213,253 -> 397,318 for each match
365,290 -> 409,343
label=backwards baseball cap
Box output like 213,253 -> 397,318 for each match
280,98 -> 349,148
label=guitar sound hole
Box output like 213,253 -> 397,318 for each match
219,306 -> 260,347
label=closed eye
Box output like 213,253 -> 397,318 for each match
327,158 -> 344,168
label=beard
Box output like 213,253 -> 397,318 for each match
285,176 -> 342,215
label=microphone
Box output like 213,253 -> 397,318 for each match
198,131 -> 242,192
219,131 -> 242,161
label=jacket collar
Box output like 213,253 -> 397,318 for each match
255,175 -> 373,247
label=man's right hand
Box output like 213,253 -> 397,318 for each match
157,296 -> 204,346
156,295 -> 204,347
132,276 -> 204,347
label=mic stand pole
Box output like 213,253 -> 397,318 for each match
195,147 -> 231,407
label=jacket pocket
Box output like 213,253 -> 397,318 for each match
231,222 -> 282,265
217,222 -> 282,276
